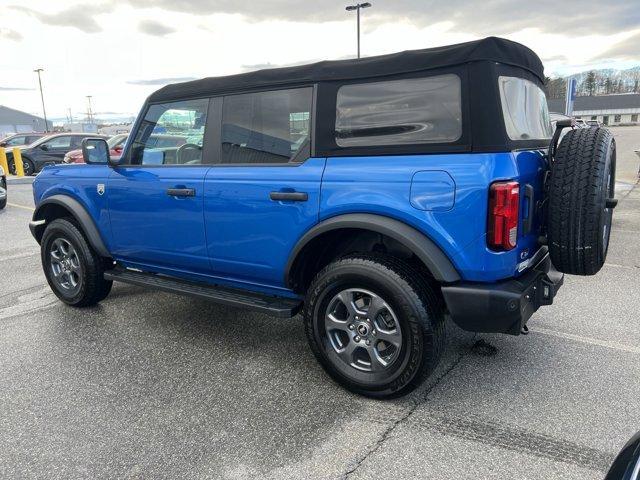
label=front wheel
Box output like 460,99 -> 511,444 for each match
304,254 -> 445,398
22,158 -> 35,176
41,218 -> 112,307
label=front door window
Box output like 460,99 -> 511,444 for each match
128,99 -> 209,166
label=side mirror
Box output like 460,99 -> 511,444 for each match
40,144 -> 49,151
81,138 -> 110,165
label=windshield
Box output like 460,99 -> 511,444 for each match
498,76 -> 552,141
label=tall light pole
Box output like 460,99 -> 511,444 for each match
33,68 -> 49,132
345,2 -> 371,59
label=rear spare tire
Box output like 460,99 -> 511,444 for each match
548,127 -> 616,275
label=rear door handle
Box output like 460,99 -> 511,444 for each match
167,188 -> 196,197
269,191 -> 308,202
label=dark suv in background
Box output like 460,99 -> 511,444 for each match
10,133 -> 108,175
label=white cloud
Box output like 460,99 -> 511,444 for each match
0,1 -> 638,121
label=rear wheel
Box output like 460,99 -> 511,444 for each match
41,218 -> 112,307
548,127 -> 616,275
304,254 -> 445,398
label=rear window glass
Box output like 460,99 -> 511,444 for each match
335,74 -> 462,147
498,76 -> 552,141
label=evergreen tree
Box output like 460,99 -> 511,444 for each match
585,71 -> 597,96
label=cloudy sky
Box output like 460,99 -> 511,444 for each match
0,0 -> 638,123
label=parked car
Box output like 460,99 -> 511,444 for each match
0,165 -> 6,209
587,119 -> 602,127
574,118 -> 589,128
10,133 -> 108,175
29,37 -> 616,398
63,134 -> 186,164
605,431 -> 640,480
0,132 -> 47,148
63,134 -> 129,164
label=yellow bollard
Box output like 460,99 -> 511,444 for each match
0,148 -> 8,175
12,147 -> 24,177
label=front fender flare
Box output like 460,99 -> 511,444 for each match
285,213 -> 460,287
30,194 -> 110,258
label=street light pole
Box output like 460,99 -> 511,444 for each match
33,68 -> 49,132
345,2 -> 371,59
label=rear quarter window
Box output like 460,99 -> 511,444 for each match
335,74 -> 462,147
498,76 -> 552,141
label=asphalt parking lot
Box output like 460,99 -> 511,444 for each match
1,127 -> 639,479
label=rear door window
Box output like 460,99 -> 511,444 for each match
221,87 -> 312,164
44,136 -> 72,149
498,76 -> 552,141
335,74 -> 462,147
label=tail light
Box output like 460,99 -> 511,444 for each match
488,181 -> 519,251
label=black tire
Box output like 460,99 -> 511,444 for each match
22,158 -> 35,176
0,176 -> 6,209
41,218 -> 113,307
548,127 -> 616,275
304,253 -> 445,398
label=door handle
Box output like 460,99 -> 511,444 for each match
269,191 -> 308,202
167,188 -> 196,197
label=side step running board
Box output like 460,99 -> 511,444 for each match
104,268 -> 302,318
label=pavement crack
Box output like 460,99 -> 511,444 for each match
341,337 -> 475,479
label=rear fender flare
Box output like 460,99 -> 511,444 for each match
285,213 -> 460,287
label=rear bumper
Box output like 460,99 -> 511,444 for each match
441,253 -> 563,335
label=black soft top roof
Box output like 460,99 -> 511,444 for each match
148,36 -> 544,103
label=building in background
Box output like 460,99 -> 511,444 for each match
0,105 -> 52,138
62,122 -> 99,133
99,123 -> 133,135
548,93 -> 640,126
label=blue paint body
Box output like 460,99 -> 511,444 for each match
32,149 -> 547,295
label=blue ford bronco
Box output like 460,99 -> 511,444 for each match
30,37 -> 617,398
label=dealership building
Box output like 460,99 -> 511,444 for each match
548,93 -> 640,126
0,105 -> 52,138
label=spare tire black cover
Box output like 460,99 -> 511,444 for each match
547,127 -> 616,275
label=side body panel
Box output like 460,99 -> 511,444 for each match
203,157 -> 325,290
107,166 -> 211,274
320,152 -> 545,282
32,164 -> 113,247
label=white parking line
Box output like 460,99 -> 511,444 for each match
0,250 -> 40,261
7,202 -> 35,212
0,287 -> 58,321
604,262 -> 639,270
533,327 -> 640,354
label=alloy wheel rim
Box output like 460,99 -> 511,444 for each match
50,237 -> 82,294
324,288 -> 402,373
